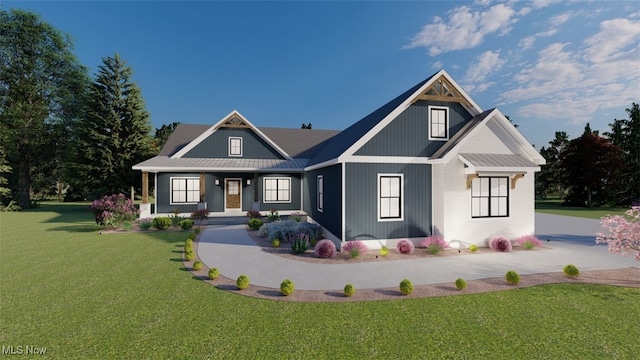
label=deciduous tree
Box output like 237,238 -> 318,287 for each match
596,206 -> 640,261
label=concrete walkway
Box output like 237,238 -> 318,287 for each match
197,213 -> 639,291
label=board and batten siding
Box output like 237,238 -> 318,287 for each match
354,100 -> 472,157
303,165 -> 342,241
182,128 -> 284,159
344,163 -> 432,242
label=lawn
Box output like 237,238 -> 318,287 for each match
535,199 -> 629,219
1,203 -> 638,359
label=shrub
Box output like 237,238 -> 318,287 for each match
246,210 -> 261,219
297,222 -> 323,241
208,268 -> 219,280
505,270 -> 520,285
396,239 -> 415,255
421,235 -> 449,255
280,279 -> 295,296
289,212 -> 302,222
380,246 -> 389,257
489,237 -> 512,252
248,218 -> 263,231
170,214 -> 184,228
342,241 -> 369,258
139,218 -> 152,230
89,193 -> 138,229
399,279 -> 413,295
179,219 -> 195,230
266,209 -> 280,222
193,261 -> 203,271
291,233 -> 310,254
516,235 -> 543,250
152,217 -> 171,230
194,227 -> 201,235
236,275 -> 250,290
187,232 -> 196,240
314,239 -> 336,258
469,244 -> 478,252
191,208 -> 209,225
455,278 -> 467,290
564,264 -> 580,277
272,239 -> 280,247
344,283 -> 355,297
185,238 -> 193,247
184,251 -> 194,261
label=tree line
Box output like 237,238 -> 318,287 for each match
536,103 -> 640,207
0,9 -> 176,209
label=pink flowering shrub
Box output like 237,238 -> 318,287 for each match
489,237 -> 512,252
596,206 -> 640,261
314,239 -> 336,258
421,235 -> 449,254
515,235 -> 543,250
89,193 -> 138,229
342,241 -> 369,254
396,239 -> 415,255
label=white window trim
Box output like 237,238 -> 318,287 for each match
317,175 -> 324,212
263,177 -> 292,204
377,173 -> 404,222
228,137 -> 243,157
471,176 -> 509,218
170,177 -> 200,205
428,105 -> 449,141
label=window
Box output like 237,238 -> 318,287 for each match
171,177 -> 200,204
429,106 -> 449,140
317,176 -> 324,212
229,137 -> 242,157
263,177 -> 291,203
471,177 -> 509,218
378,174 -> 403,221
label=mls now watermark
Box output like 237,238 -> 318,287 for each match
2,345 -> 47,355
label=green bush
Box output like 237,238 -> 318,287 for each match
185,242 -> 193,253
344,283 -> 355,297
400,279 -> 413,295
170,215 -> 184,228
152,217 -> 171,230
208,268 -> 220,280
469,244 -> 478,252
349,248 -> 360,258
455,278 -> 467,290
184,251 -> 194,261
380,246 -> 389,257
280,279 -> 295,296
185,238 -> 193,247
248,218 -> 264,231
236,275 -> 250,290
139,218 -> 152,230
291,233 -> 309,254
194,227 -> 201,235
564,264 -> 580,277
187,232 -> 196,240
272,239 -> 280,247
193,261 -> 203,271
505,270 -> 520,285
179,219 -> 194,230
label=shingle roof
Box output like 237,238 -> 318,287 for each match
132,156 -> 309,172
158,124 -> 210,157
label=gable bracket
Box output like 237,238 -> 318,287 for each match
511,173 -> 525,190
466,174 -> 479,189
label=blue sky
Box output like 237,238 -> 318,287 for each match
6,0 -> 640,148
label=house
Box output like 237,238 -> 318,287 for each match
133,69 -> 545,248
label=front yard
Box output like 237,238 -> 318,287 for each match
0,202 -> 638,359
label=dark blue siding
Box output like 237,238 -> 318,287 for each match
344,163 -> 432,241
355,100 -> 472,157
303,165 -> 342,239
256,173 -> 303,212
183,128 -> 284,159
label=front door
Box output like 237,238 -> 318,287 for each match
225,179 -> 241,211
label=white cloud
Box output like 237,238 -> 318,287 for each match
530,0 -> 562,9
549,13 -> 570,26
519,36 -> 536,50
431,60 -> 444,70
463,50 -> 505,92
583,18 -> 640,64
405,4 -> 516,56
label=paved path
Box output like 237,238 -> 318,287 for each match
197,213 -> 638,291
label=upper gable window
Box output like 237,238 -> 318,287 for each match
428,106 -> 449,140
229,137 -> 242,157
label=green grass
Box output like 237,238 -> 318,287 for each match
1,202 -> 639,359
536,199 -> 629,219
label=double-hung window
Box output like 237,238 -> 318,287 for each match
471,177 -> 509,217
264,177 -> 291,203
229,137 -> 242,157
317,176 -> 324,212
171,177 -> 200,204
429,106 -> 449,140
378,174 -> 403,221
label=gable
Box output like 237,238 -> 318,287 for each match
354,100 -> 473,157
182,127 -> 285,159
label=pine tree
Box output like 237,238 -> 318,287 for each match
68,54 -> 152,197
604,103 -> 640,205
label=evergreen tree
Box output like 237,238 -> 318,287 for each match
153,122 -> 181,154
0,146 -> 12,206
0,9 -> 88,207
604,103 -> 640,205
536,131 -> 569,199
67,54 -> 152,197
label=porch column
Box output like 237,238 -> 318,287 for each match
140,171 -> 151,218
198,172 -> 207,210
